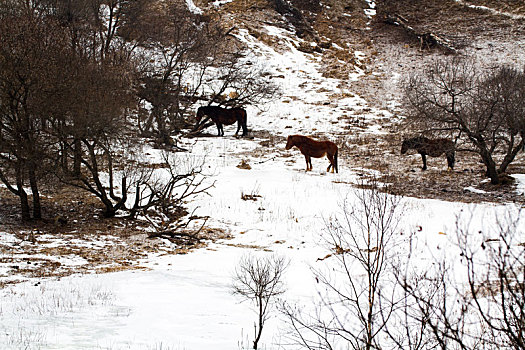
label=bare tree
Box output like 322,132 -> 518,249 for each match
480,67 -> 525,174
0,5 -> 70,220
391,242 -> 470,350
191,51 -> 280,136
380,226 -> 446,350
394,208 -> 524,350
133,150 -> 215,242
127,0 -> 279,141
59,137 -> 134,218
457,210 -> 525,349
53,52 -> 136,218
204,51 -> 280,109
131,1 -> 231,144
282,180 -> 403,349
44,0 -> 132,61
232,253 -> 289,349
0,0 -> 216,226
47,0 -> 139,175
403,58 -> 525,184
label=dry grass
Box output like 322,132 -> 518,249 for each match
0,185 -> 232,286
3,0 -> 525,289
337,131 -> 525,205
462,0 -> 525,16
237,159 -> 253,170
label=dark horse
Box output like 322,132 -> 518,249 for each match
286,135 -> 338,173
401,136 -> 455,170
196,106 -> 248,137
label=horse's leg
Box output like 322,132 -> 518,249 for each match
304,155 -> 309,171
420,153 -> 427,170
308,156 -> 313,171
334,149 -> 338,173
447,151 -> 455,170
327,154 -> 334,173
242,118 -> 248,136
235,121 -> 241,137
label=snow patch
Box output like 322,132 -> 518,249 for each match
454,0 -> 525,20
186,0 -> 203,14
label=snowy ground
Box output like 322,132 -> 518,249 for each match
0,20 -> 524,350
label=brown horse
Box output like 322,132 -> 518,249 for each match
401,136 -> 455,170
285,135 -> 338,173
196,106 -> 248,136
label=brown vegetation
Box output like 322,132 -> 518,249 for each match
2,0 -> 525,288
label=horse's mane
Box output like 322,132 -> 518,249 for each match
404,136 -> 430,144
198,105 -> 245,112
199,105 -> 221,111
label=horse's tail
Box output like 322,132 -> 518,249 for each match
448,140 -> 456,169
334,147 -> 339,173
241,109 -> 248,135
449,148 -> 456,169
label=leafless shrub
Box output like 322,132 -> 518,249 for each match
0,6 -> 71,220
388,236 -> 461,350
393,208 -> 525,350
232,253 -> 289,349
0,1 -> 138,220
131,151 -> 214,243
282,179 -> 403,349
241,183 -> 261,201
134,1 -> 231,143
205,51 -> 280,109
457,209 -> 525,349
403,58 -> 525,184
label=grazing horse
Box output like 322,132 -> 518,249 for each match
401,136 -> 455,170
285,135 -> 338,173
195,106 -> 248,137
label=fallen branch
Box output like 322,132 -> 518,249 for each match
148,230 -> 200,242
255,156 -> 276,164
383,14 -> 457,54
147,213 -> 209,245
186,117 -> 215,137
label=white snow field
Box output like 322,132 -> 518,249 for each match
1,19 -> 524,350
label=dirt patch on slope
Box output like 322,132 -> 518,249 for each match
328,0 -> 525,205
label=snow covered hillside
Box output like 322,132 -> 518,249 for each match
1,2 -> 524,349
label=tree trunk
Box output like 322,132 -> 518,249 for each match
16,170 -> 31,221
103,205 -> 117,218
253,296 -> 264,349
62,141 -> 68,170
472,136 -> 500,184
19,190 -> 31,221
102,177 -> 127,218
499,138 -> 525,174
28,166 -> 41,219
0,167 -> 31,220
482,155 -> 500,185
73,138 -> 82,176
153,105 -> 171,146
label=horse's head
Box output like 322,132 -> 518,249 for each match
285,135 -> 295,150
195,107 -> 205,123
400,140 -> 409,154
